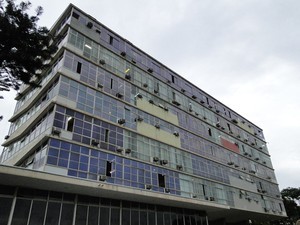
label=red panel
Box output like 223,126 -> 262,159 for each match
221,138 -> 240,153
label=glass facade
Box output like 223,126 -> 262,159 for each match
0,4 -> 286,224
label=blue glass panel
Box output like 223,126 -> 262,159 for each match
53,120 -> 63,128
50,139 -> 60,148
69,161 -> 79,169
75,112 -> 84,119
124,174 -> 130,180
116,171 -> 122,178
79,163 -> 88,171
90,158 -> 98,165
70,153 -> 79,161
90,150 -> 98,157
58,159 -> 68,168
89,165 -> 98,173
78,172 -> 87,178
47,156 -> 57,165
48,148 -> 59,157
56,105 -> 65,113
71,144 -> 80,153
61,142 -> 71,150
59,150 -> 69,159
80,155 -> 88,164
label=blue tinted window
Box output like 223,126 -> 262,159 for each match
47,156 -> 57,165
70,153 -> 80,161
48,148 -> 59,157
61,142 -> 71,150
50,139 -> 60,148
60,150 -> 69,159
71,144 -> 80,152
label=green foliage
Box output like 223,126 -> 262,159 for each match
0,0 -> 56,91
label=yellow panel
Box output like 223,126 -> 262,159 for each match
136,98 -> 179,126
137,122 -> 181,148
238,120 -> 254,134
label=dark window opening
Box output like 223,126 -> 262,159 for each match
229,111 -> 232,118
105,129 -> 109,142
202,185 -> 206,196
206,97 -> 209,104
109,36 -> 113,45
279,203 -> 283,212
208,128 -> 212,136
76,62 -> 82,74
66,117 -> 74,132
110,79 -> 113,89
72,12 -> 79,19
106,161 -> 112,177
227,123 -> 231,131
171,75 -> 175,83
158,174 -> 165,188
172,92 -> 176,101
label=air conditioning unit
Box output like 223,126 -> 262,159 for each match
176,165 -> 183,171
145,184 -> 152,190
152,157 -> 159,163
97,83 -> 103,88
231,119 -> 238,124
134,116 -> 143,122
216,123 -> 221,128
125,74 -> 131,80
158,103 -> 164,109
191,193 -> 197,198
164,188 -> 170,193
227,162 -> 234,166
181,88 -> 185,93
154,124 -> 160,129
148,99 -> 154,104
173,131 -> 179,137
264,207 -> 270,212
86,22 -> 93,28
147,68 -> 153,73
117,118 -> 126,125
120,51 -> 126,57
160,160 -> 168,165
125,148 -> 131,154
136,93 -> 143,98
99,175 -> 107,181
143,83 -> 148,88
52,127 -> 61,136
91,139 -> 99,146
4,135 -> 9,140
99,59 -> 105,65
200,100 -> 205,104
192,95 -> 197,99
116,148 -> 123,153
131,59 -> 136,64
172,100 -> 181,106
209,197 -> 215,201
116,93 -> 123,98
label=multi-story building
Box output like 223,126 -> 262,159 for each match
0,4 -> 286,225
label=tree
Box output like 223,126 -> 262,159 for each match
0,0 -> 57,93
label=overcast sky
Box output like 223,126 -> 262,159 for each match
1,0 -> 299,190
